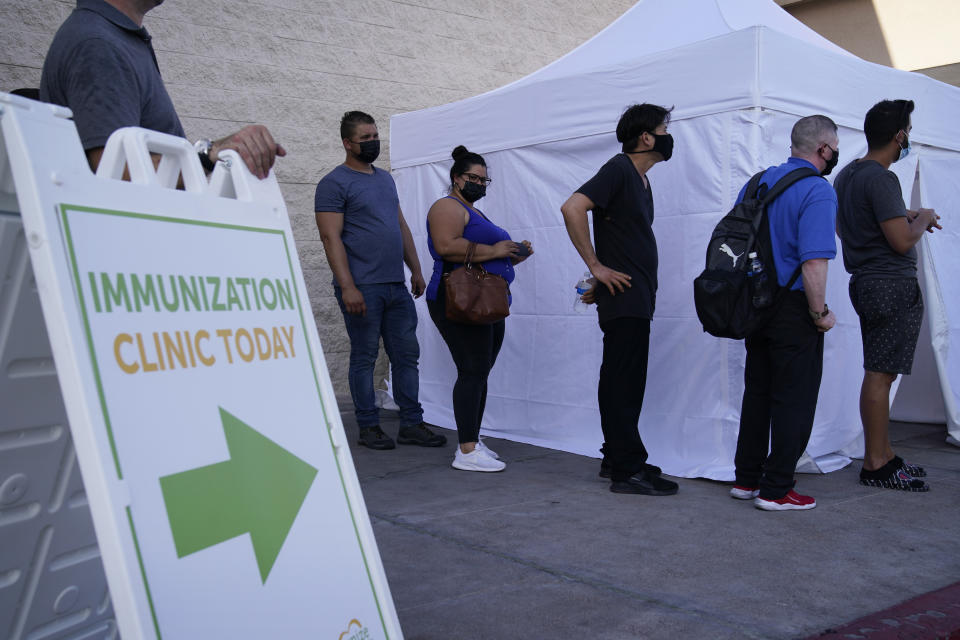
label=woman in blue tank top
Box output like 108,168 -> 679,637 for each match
426,146 -> 534,472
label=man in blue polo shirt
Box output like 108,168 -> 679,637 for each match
315,111 -> 445,451
730,115 -> 839,511
41,0 -> 284,178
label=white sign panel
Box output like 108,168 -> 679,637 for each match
1,94 -> 401,639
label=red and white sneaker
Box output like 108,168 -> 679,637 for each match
729,485 -> 760,500
754,490 -> 816,511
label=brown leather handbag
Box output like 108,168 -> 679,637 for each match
444,242 -> 510,324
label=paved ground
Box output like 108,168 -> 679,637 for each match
811,581 -> 960,639
342,400 -> 960,640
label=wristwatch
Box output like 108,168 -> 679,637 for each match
194,138 -> 217,172
809,304 -> 829,321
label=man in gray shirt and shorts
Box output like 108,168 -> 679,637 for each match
834,99 -> 941,492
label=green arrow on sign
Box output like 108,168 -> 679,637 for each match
159,407 -> 318,583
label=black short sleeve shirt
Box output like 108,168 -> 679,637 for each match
577,153 -> 658,324
40,0 -> 185,150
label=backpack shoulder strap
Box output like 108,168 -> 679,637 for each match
742,169 -> 767,200
765,168 -> 822,305
770,263 -> 804,310
760,167 -> 821,205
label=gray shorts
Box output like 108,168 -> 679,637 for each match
849,277 -> 923,375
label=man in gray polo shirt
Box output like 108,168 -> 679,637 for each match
40,0 -> 283,178
315,111 -> 445,450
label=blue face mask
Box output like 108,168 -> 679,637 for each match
897,130 -> 911,162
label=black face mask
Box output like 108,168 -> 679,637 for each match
821,145 -> 839,176
650,132 -> 674,161
459,180 -> 486,203
354,139 -> 380,164
627,132 -> 674,162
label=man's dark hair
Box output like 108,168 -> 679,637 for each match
616,103 -> 673,152
864,99 -> 914,150
449,145 -> 486,188
340,111 -> 376,140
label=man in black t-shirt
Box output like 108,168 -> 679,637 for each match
834,99 -> 940,492
560,103 -> 678,496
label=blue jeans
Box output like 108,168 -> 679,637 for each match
334,283 -> 424,429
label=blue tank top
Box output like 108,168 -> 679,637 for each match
426,196 -> 515,301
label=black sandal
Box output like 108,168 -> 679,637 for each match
893,455 -> 926,478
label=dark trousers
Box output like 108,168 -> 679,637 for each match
735,291 -> 824,499
598,317 -> 652,482
427,290 -> 505,444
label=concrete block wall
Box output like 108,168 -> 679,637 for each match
0,0 -> 635,393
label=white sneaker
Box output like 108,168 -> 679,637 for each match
452,447 -> 506,472
476,438 -> 499,459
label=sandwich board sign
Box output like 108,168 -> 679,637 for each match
0,92 -> 402,639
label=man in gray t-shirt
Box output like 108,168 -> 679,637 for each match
834,99 -> 941,493
41,0 -> 283,179
836,161 -> 917,279
315,165 -> 404,286
315,111 -> 445,451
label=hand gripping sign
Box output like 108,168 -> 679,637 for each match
0,92 -> 401,640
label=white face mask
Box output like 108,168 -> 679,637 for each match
897,130 -> 911,162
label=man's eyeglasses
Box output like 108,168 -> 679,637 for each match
462,172 -> 492,186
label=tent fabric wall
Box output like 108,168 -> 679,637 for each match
390,0 -> 960,478
918,150 -> 960,444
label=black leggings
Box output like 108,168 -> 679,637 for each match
427,287 -> 505,444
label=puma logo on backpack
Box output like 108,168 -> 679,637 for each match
718,243 -> 744,267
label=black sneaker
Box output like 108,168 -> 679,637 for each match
600,459 -> 661,479
610,470 -> 679,496
358,426 -> 395,450
397,423 -> 447,447
860,459 -> 929,492
599,457 -> 612,479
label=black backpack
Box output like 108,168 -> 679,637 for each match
693,167 -> 820,339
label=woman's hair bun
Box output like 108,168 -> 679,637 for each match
451,145 -> 470,160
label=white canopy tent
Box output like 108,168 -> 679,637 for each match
389,0 -> 960,479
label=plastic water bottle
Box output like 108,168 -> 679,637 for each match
748,252 -> 772,308
574,271 -> 592,314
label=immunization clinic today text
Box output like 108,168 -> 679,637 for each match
85,271 -> 300,375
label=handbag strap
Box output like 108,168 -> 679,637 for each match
464,241 -> 478,269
